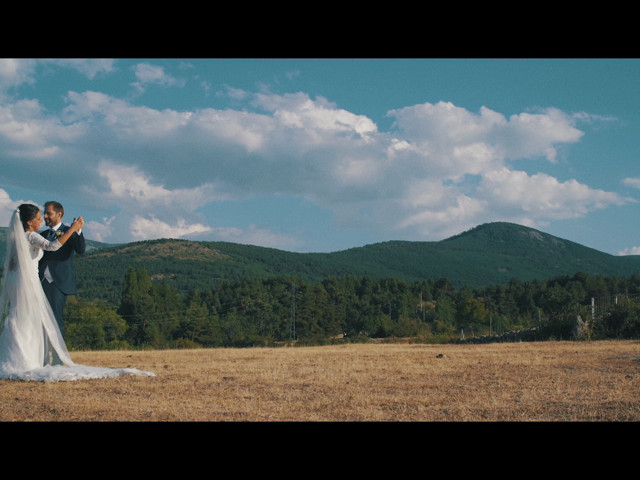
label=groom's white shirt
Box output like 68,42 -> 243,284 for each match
43,222 -> 82,284
43,222 -> 62,283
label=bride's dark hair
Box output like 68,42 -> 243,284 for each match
18,204 -> 40,229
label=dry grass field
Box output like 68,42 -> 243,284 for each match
1,340 -> 638,421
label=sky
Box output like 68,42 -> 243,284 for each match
1,58 -> 640,255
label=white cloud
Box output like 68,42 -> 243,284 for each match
62,91 -> 193,138
387,102 -> 584,166
94,161 -> 226,239
206,225 -> 301,249
0,69 -> 631,249
96,161 -> 209,206
0,98 -> 84,158
622,177 -> 640,189
389,102 -> 505,146
125,215 -> 298,250
130,62 -> 185,94
0,59 -> 37,90
85,216 -> 115,243
618,246 -> 640,256
399,189 -> 485,234
0,59 -> 114,92
502,108 -> 584,162
129,214 -> 211,241
253,92 -> 377,138
478,168 -> 630,220
0,188 -> 19,226
48,59 -> 115,79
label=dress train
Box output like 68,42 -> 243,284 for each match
0,209 -> 155,382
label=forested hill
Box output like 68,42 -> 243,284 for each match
324,222 -> 640,286
2,221 -> 640,305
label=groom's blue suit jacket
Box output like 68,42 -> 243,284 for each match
38,224 -> 86,295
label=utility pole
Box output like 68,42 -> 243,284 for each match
290,283 -> 296,340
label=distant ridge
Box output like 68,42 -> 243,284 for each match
2,222 -> 640,304
326,222 -> 640,286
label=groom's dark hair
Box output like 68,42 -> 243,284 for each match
44,201 -> 64,217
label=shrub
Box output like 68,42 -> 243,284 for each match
595,301 -> 640,339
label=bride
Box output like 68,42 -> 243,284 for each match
0,204 -> 155,382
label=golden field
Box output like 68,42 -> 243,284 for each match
1,340 -> 638,422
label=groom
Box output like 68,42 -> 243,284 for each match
38,201 -> 86,338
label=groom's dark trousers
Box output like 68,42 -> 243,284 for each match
41,280 -> 67,335
39,225 -> 85,363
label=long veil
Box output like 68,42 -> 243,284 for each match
0,209 -> 73,368
0,209 -> 155,382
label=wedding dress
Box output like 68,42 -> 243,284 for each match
0,209 -> 155,382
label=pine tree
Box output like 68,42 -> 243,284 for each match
118,267 -> 162,347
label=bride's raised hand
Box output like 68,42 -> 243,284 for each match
71,216 -> 84,232
56,216 -> 84,246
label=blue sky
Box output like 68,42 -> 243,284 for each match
1,58 -> 640,255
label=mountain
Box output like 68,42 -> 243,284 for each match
2,222 -> 640,304
318,222 -> 640,286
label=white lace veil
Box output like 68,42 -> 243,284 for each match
0,208 -> 73,367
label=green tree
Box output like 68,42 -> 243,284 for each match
118,267 -> 162,348
151,283 -> 183,344
434,296 -> 456,334
595,299 -> 640,339
538,281 -> 587,338
175,290 -> 221,347
64,297 -> 128,350
457,297 -> 490,333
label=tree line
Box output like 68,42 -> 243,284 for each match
59,267 -> 640,350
